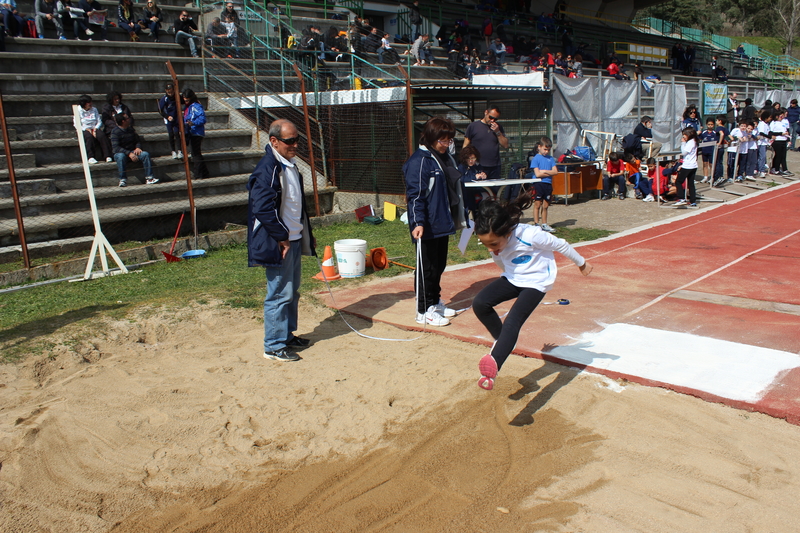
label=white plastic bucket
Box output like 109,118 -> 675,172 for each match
333,239 -> 367,278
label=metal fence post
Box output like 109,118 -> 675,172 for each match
0,90 -> 31,270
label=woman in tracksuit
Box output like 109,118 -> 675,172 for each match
181,88 -> 209,180
157,83 -> 181,159
403,116 -> 467,327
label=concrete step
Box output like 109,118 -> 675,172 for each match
0,184 -> 336,246
0,73 -> 205,95
6,111 -> 230,138
0,153 -> 36,170
3,128 -> 254,166
0,52 -> 202,76
0,92 -> 209,117
0,178 -> 55,199
2,150 -> 265,190
3,36 -> 190,56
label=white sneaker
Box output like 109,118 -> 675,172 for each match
172,151 -> 178,159
105,157 -> 112,162
85,29 -> 94,36
145,176 -> 159,184
177,150 -> 183,159
436,299 -> 456,318
415,305 -> 450,326
700,176 -> 709,183
644,194 -> 654,202
540,223 -> 555,233
88,157 -> 98,164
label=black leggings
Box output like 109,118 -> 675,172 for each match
674,167 -> 696,203
188,133 -> 210,180
473,276 -> 545,371
772,140 -> 788,172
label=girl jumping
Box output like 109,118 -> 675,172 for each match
473,193 -> 593,390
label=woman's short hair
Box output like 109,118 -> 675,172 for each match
421,116 -> 456,149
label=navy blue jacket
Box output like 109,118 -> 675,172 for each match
788,105 -> 800,125
247,146 -> 316,267
403,145 -> 466,241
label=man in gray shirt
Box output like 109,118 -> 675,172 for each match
462,106 -> 509,181
35,0 -> 64,39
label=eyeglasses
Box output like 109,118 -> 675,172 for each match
488,115 -> 499,121
276,136 -> 300,145
690,111 -> 697,114
437,138 -> 453,145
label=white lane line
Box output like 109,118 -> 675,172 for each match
618,227 -> 800,320
547,323 -> 800,403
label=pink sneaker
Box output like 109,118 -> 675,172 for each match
478,354 -> 498,390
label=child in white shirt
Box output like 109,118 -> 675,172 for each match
472,193 -> 593,390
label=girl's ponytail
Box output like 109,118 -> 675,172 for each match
474,191 -> 533,237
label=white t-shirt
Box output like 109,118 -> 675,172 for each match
771,120 -> 788,141
757,121 -> 771,146
271,146 -> 304,242
681,138 -> 698,169
728,128 -> 743,153
491,224 -> 585,293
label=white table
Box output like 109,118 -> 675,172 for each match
464,178 -> 542,199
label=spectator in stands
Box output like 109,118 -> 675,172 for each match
463,106 -> 508,182
489,37 -> 506,65
606,58 -> 629,80
111,113 -> 155,187
409,0 -> 422,41
378,31 -> 398,64
710,55 -> 718,82
716,65 -> 728,82
671,43 -> 682,71
411,32 -> 433,66
787,99 -> 800,150
458,145 -> 488,218
117,0 -> 140,41
683,44 -> 695,75
681,106 -> 701,131
554,51 -> 567,76
632,62 -> 644,81
101,91 -> 133,136
736,43 -> 748,59
35,0 -> 65,39
140,0 -> 162,42
57,0 -> 84,40
174,10 -> 200,58
220,2 -> 240,52
436,24 -> 450,50
601,152 -> 626,200
481,16 -> 492,50
572,53 -> 583,78
76,94 -> 112,164
206,17 -> 228,55
77,0 -> 108,41
324,26 -> 345,62
182,88 -> 209,181
158,82 -> 181,159
2,0 -> 25,37
364,26 -> 381,54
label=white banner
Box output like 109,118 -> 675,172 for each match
471,72 -> 544,88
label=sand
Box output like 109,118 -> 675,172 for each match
3,169 -> 800,531
2,296 -> 800,532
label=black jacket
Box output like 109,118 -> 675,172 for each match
111,126 -> 143,155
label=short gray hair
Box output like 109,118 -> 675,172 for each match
268,119 -> 294,139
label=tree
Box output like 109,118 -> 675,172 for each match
774,0 -> 800,55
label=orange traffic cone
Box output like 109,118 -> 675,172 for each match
313,245 -> 341,281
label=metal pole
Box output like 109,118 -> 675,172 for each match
401,65 -> 414,156
292,63 -> 321,216
0,90 -> 30,270
597,70 -> 604,133
251,40 -> 261,148
166,60 -> 198,249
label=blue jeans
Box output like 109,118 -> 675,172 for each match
757,144 -> 768,173
114,151 -> 151,179
176,30 -> 198,56
263,240 -> 302,352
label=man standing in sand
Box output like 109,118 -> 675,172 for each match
247,119 -> 317,362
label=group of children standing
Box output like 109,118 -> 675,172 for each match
602,102 -> 794,207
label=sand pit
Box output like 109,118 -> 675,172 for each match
2,296 -> 800,532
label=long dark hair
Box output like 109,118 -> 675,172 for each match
181,88 -> 198,105
474,192 -> 534,237
682,126 -> 699,143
